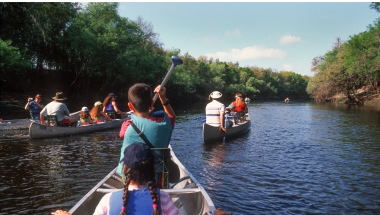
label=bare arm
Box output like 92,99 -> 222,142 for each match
112,101 -> 123,114
154,85 -> 175,120
25,99 -> 31,110
220,113 -> 226,132
100,111 -> 114,121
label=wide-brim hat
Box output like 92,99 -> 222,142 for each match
122,142 -> 154,170
209,91 -> 222,100
52,92 -> 67,100
94,101 -> 102,106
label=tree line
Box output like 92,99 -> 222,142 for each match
307,3 -> 380,104
1,2 -> 310,105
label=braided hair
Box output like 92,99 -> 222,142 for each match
119,159 -> 160,215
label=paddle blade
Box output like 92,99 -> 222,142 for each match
171,56 -> 183,66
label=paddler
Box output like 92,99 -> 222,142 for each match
231,93 -> 247,119
25,94 -> 44,120
118,83 -> 175,184
40,92 -> 77,127
102,93 -> 128,119
205,91 -> 226,132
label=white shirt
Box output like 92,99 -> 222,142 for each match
205,100 -> 225,127
40,101 -> 70,122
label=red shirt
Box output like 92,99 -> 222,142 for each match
232,101 -> 246,112
119,115 -> 175,138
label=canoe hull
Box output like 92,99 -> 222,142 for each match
68,146 -> 215,215
29,117 -> 128,139
203,114 -> 251,143
0,111 -> 80,131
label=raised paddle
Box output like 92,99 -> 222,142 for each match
152,56 -> 183,102
125,56 -> 183,116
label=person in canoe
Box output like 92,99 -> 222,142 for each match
231,93 -> 247,119
285,97 -> 290,102
205,91 -> 226,132
103,93 -> 128,119
79,107 -> 93,126
51,143 -> 230,215
225,104 -> 249,124
90,101 -> 114,123
40,92 -> 78,127
118,83 -> 175,184
25,94 -> 44,120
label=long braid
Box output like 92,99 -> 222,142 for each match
148,176 -> 160,215
119,169 -> 131,215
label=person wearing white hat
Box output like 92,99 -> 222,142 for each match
205,91 -> 226,132
79,107 -> 93,126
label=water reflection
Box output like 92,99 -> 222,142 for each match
1,101 -> 380,214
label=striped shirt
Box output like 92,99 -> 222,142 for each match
205,100 -> 225,127
93,185 -> 181,215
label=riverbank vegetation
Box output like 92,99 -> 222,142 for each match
307,3 -> 380,105
1,2 -> 310,105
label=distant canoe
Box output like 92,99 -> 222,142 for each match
0,111 -> 80,131
29,115 -> 128,139
203,114 -> 251,143
67,145 -> 215,215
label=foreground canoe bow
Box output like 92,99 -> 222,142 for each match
203,114 -> 251,143
68,145 -> 215,215
29,115 -> 128,139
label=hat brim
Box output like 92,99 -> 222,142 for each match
52,97 -> 67,100
211,95 -> 222,99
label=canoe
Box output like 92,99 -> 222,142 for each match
203,114 -> 251,143
0,111 -> 80,131
67,145 -> 216,215
29,115 -> 128,139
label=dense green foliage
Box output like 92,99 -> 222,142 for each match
307,6 -> 380,103
1,2 -> 309,104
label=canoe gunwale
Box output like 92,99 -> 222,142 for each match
68,145 -> 216,215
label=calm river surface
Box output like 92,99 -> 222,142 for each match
1,101 -> 380,214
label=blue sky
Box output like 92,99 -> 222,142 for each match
115,2 -> 379,76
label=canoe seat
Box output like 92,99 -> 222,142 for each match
151,148 -> 170,189
47,115 -> 58,126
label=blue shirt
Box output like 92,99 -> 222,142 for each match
29,101 -> 43,114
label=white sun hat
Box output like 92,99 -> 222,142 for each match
209,91 -> 222,100
81,107 -> 88,111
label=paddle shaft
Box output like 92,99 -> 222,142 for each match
152,65 -> 176,103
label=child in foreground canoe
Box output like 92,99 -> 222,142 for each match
51,142 -> 230,215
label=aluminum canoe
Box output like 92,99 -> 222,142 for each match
67,145 -> 215,215
29,114 -> 127,139
203,114 -> 251,143
0,111 -> 80,131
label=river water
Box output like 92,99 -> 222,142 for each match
1,101 -> 380,214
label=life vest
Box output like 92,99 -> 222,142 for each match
109,189 -> 161,215
117,111 -> 172,177
94,113 -> 102,122
80,117 -> 89,125
232,101 -> 246,112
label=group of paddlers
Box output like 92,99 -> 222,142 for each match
50,83 -> 230,215
25,92 -> 128,127
205,91 -> 250,132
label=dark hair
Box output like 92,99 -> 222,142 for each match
90,105 -> 102,119
80,111 -> 89,119
120,159 -> 160,215
103,96 -> 116,108
128,83 -> 152,113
